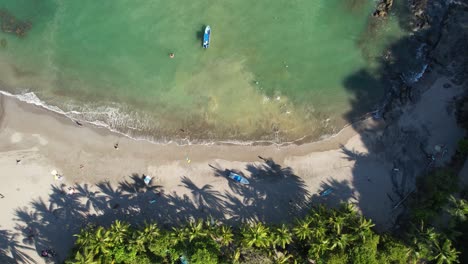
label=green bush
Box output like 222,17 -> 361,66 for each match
458,139 -> 468,156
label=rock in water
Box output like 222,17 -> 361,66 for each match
373,0 -> 393,17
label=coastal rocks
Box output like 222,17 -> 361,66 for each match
0,9 -> 32,38
373,0 -> 393,17
430,5 -> 468,86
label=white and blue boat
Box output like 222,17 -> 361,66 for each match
229,172 -> 249,185
203,25 -> 211,48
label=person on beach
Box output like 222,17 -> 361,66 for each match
41,249 -> 56,258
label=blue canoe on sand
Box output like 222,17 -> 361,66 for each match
203,25 -> 211,48
319,188 -> 333,197
229,172 -> 249,185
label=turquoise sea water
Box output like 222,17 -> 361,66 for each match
0,0 -> 405,143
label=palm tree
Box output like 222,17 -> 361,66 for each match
213,225 -> 234,246
171,226 -> 188,245
352,217 -> 375,242
273,252 -> 293,264
330,233 -> 352,251
433,239 -> 460,264
74,228 -> 95,248
231,248 -> 241,264
91,226 -> 111,255
409,222 -> 440,260
310,219 -> 327,241
132,223 -> 159,254
108,220 -> 130,245
293,218 -> 313,241
446,196 -> 468,222
241,222 -> 272,249
331,214 -> 346,235
186,219 -> 208,242
273,224 -> 292,249
308,239 -> 330,260
71,248 -> 99,264
141,222 -> 160,243
131,231 -> 147,253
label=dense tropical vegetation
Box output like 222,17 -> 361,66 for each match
66,201 -> 466,264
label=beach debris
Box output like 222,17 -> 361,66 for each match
186,156 -> 191,164
392,190 -> 414,210
0,193 -> 4,199
144,175 -> 152,185
149,199 -> 157,204
67,187 -> 76,195
75,120 -> 83,126
16,159 -> 21,165
51,170 -> 64,181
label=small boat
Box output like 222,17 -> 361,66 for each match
203,25 -> 211,48
319,188 -> 333,197
229,172 -> 249,185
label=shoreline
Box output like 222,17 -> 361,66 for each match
1,63 -> 465,264
0,89 -> 376,148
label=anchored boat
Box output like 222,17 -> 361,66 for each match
203,25 -> 211,48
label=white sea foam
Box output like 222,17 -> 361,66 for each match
0,90 -> 358,147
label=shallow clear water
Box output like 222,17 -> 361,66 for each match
0,0 -> 406,143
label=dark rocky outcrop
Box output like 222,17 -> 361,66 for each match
373,0 -> 394,17
0,9 -> 32,38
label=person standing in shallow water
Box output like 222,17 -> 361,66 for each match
169,53 -> 175,59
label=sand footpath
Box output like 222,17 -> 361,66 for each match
0,69 -> 465,263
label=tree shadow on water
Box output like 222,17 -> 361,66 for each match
339,0 -> 464,230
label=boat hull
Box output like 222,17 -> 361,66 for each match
203,26 -> 211,48
229,172 -> 249,184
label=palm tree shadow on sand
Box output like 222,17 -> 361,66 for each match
11,161 -> 314,262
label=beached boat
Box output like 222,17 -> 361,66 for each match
319,188 -> 333,197
203,25 -> 211,48
229,172 -> 249,184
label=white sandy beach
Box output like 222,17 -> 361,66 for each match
0,67 -> 465,263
